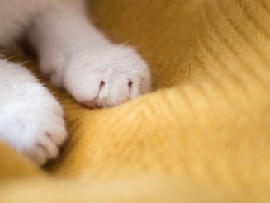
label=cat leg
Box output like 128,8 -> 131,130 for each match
28,2 -> 150,108
0,59 -> 67,165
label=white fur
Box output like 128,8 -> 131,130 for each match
0,60 -> 67,165
0,0 -> 150,164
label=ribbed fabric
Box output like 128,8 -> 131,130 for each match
1,0 -> 270,202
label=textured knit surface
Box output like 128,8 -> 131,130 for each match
1,0 -> 270,202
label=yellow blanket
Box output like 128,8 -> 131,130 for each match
1,0 -> 270,202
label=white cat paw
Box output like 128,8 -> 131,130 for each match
63,45 -> 151,108
0,88 -> 67,165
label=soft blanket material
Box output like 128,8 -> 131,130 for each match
1,0 -> 270,202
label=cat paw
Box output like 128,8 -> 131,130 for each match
0,88 -> 67,165
64,45 -> 151,108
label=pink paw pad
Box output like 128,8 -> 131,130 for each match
81,100 -> 98,108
